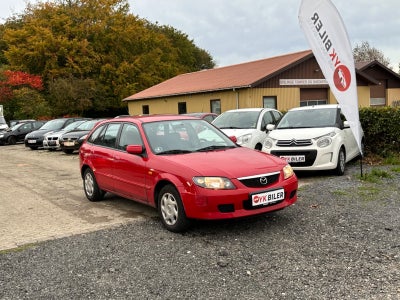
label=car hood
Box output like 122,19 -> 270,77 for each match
268,127 -> 338,140
220,128 -> 256,137
26,129 -> 54,138
156,147 -> 286,178
63,130 -> 90,138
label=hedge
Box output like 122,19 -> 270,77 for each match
359,107 -> 400,156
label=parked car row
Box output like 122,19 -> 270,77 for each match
0,120 -> 47,145
211,104 -> 363,176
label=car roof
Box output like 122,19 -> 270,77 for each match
224,108 -> 276,113
98,114 -> 200,124
288,104 -> 339,111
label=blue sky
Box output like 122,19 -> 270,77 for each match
1,0 -> 399,71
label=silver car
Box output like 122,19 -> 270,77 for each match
43,120 -> 88,150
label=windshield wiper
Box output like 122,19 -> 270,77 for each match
278,126 -> 313,129
218,126 -> 242,129
196,145 -> 235,152
156,149 -> 193,155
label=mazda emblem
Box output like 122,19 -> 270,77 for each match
259,176 -> 268,185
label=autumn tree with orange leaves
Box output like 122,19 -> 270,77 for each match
0,70 -> 50,120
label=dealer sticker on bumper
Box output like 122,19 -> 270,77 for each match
252,188 -> 285,207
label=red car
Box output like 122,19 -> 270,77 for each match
79,115 -> 298,232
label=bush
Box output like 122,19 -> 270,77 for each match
359,107 -> 400,156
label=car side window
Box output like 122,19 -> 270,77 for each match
117,123 -> 143,150
261,112 -> 274,129
21,123 -> 31,130
271,111 -> 283,124
102,123 -> 121,148
88,124 -> 106,144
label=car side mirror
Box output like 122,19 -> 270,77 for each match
343,121 -> 350,128
266,124 -> 276,131
126,145 -> 144,155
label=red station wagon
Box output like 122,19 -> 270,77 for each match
79,115 -> 298,232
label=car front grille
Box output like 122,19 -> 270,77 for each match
238,172 -> 280,188
276,139 -> 312,147
271,150 -> 318,167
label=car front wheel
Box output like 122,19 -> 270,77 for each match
158,185 -> 190,232
7,136 -> 16,145
83,168 -> 104,201
335,147 -> 346,176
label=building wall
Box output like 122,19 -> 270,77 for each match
128,84 -> 374,115
387,88 -> 400,106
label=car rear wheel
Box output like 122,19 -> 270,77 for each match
158,185 -> 190,232
83,168 -> 104,201
7,136 -> 16,145
335,147 -> 346,176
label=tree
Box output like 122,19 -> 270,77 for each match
0,69 -> 48,120
353,41 -> 390,67
1,0 -> 215,117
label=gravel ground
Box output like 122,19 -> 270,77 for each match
0,162 -> 399,299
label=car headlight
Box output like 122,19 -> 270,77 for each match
193,177 -> 236,190
79,134 -> 88,141
0,134 -> 4,138
316,132 -> 336,148
283,164 -> 295,179
237,134 -> 252,145
263,138 -> 275,149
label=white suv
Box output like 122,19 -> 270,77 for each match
212,108 -> 282,150
262,104 -> 363,175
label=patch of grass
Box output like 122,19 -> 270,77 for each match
331,190 -> 348,196
383,152 -> 400,165
391,166 -> 400,173
0,243 -> 38,254
358,168 -> 393,183
358,186 -> 381,201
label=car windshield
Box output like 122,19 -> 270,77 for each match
212,111 -> 260,129
143,119 -> 237,155
76,119 -> 99,131
277,108 -> 338,129
40,119 -> 69,130
10,123 -> 24,131
62,120 -> 86,131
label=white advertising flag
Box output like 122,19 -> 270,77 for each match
299,0 -> 363,155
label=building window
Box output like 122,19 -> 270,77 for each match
300,99 -> 327,106
370,98 -> 386,106
210,99 -> 221,114
263,96 -> 277,109
142,105 -> 149,114
178,102 -> 187,114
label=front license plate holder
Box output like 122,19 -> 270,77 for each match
251,188 -> 285,207
280,155 -> 305,163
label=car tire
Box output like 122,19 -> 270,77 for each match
334,147 -> 346,176
7,136 -> 16,145
83,168 -> 104,201
158,185 -> 190,232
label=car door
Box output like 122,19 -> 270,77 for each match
17,122 -> 33,141
112,123 -> 148,202
339,112 -> 360,160
87,123 -> 121,192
